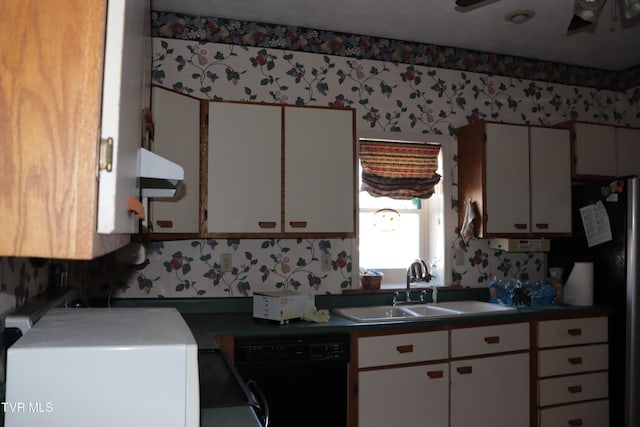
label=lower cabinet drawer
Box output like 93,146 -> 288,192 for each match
538,372 -> 608,406
358,331 -> 448,368
451,322 -> 529,357
539,399 -> 609,427
538,344 -> 608,377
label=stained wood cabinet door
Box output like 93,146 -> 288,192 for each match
0,0 -> 147,259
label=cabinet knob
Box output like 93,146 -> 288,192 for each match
568,357 -> 583,365
456,366 -> 473,375
567,328 -> 583,336
396,344 -> 414,354
258,221 -> 277,229
427,370 -> 444,379
567,385 -> 583,394
289,221 -> 308,228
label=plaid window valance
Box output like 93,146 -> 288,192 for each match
359,140 -> 441,200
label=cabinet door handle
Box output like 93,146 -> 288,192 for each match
535,223 -> 549,229
427,370 -> 444,379
484,336 -> 500,344
567,385 -> 583,394
156,220 -> 173,229
568,419 -> 583,426
127,197 -> 145,220
568,357 -> 583,365
513,223 -> 527,229
396,344 -> 414,353
567,328 -> 583,336
289,221 -> 308,228
258,221 -> 277,229
456,366 -> 473,375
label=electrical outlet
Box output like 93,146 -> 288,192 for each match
454,250 -> 465,266
220,253 -> 232,272
321,253 -> 332,272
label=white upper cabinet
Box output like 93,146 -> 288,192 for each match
529,126 -> 572,234
284,106 -> 356,234
484,123 -> 531,234
616,127 -> 640,177
458,121 -> 572,237
573,123 -> 617,177
97,0 -> 150,233
149,87 -> 201,233
207,102 -> 356,237
207,102 -> 282,234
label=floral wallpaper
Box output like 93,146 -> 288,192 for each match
79,30 -> 640,299
0,257 -> 49,311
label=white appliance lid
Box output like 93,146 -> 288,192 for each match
11,307 -> 196,349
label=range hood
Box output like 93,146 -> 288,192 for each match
139,147 -> 184,198
489,238 -> 550,252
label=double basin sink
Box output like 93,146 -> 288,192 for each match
333,300 -> 516,323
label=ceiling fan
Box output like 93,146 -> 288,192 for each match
455,0 -> 640,33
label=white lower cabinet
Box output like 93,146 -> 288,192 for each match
356,323 -> 530,427
450,353 -> 530,427
537,317 -> 609,427
359,363 -> 449,427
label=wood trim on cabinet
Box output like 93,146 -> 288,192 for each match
199,100 -> 209,234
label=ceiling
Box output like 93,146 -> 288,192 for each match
152,0 -> 640,71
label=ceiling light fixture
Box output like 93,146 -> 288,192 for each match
505,9 -> 535,24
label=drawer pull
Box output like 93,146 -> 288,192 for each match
535,223 -> 549,229
513,223 -> 527,229
156,220 -> 173,228
567,385 -> 583,394
484,336 -> 500,344
568,418 -> 583,426
427,370 -> 444,379
258,221 -> 277,229
396,344 -> 414,353
457,366 -> 473,375
567,328 -> 583,336
289,221 -> 308,228
568,357 -> 583,365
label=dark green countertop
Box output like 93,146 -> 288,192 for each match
182,304 -> 610,349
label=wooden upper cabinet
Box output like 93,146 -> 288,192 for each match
457,121 -> 571,238
0,0 -> 149,259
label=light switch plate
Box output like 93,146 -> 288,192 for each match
321,253 -> 332,272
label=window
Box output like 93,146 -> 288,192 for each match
358,140 -> 444,287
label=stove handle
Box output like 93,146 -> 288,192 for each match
247,379 -> 270,427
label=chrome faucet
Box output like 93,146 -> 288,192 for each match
393,259 -> 432,306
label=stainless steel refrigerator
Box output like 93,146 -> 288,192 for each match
549,175 -> 639,427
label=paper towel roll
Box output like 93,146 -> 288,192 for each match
563,262 -> 594,306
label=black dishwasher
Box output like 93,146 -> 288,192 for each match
234,334 -> 350,427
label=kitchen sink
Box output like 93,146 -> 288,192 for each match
333,300 -> 516,323
428,300 -> 517,315
333,305 -> 418,322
